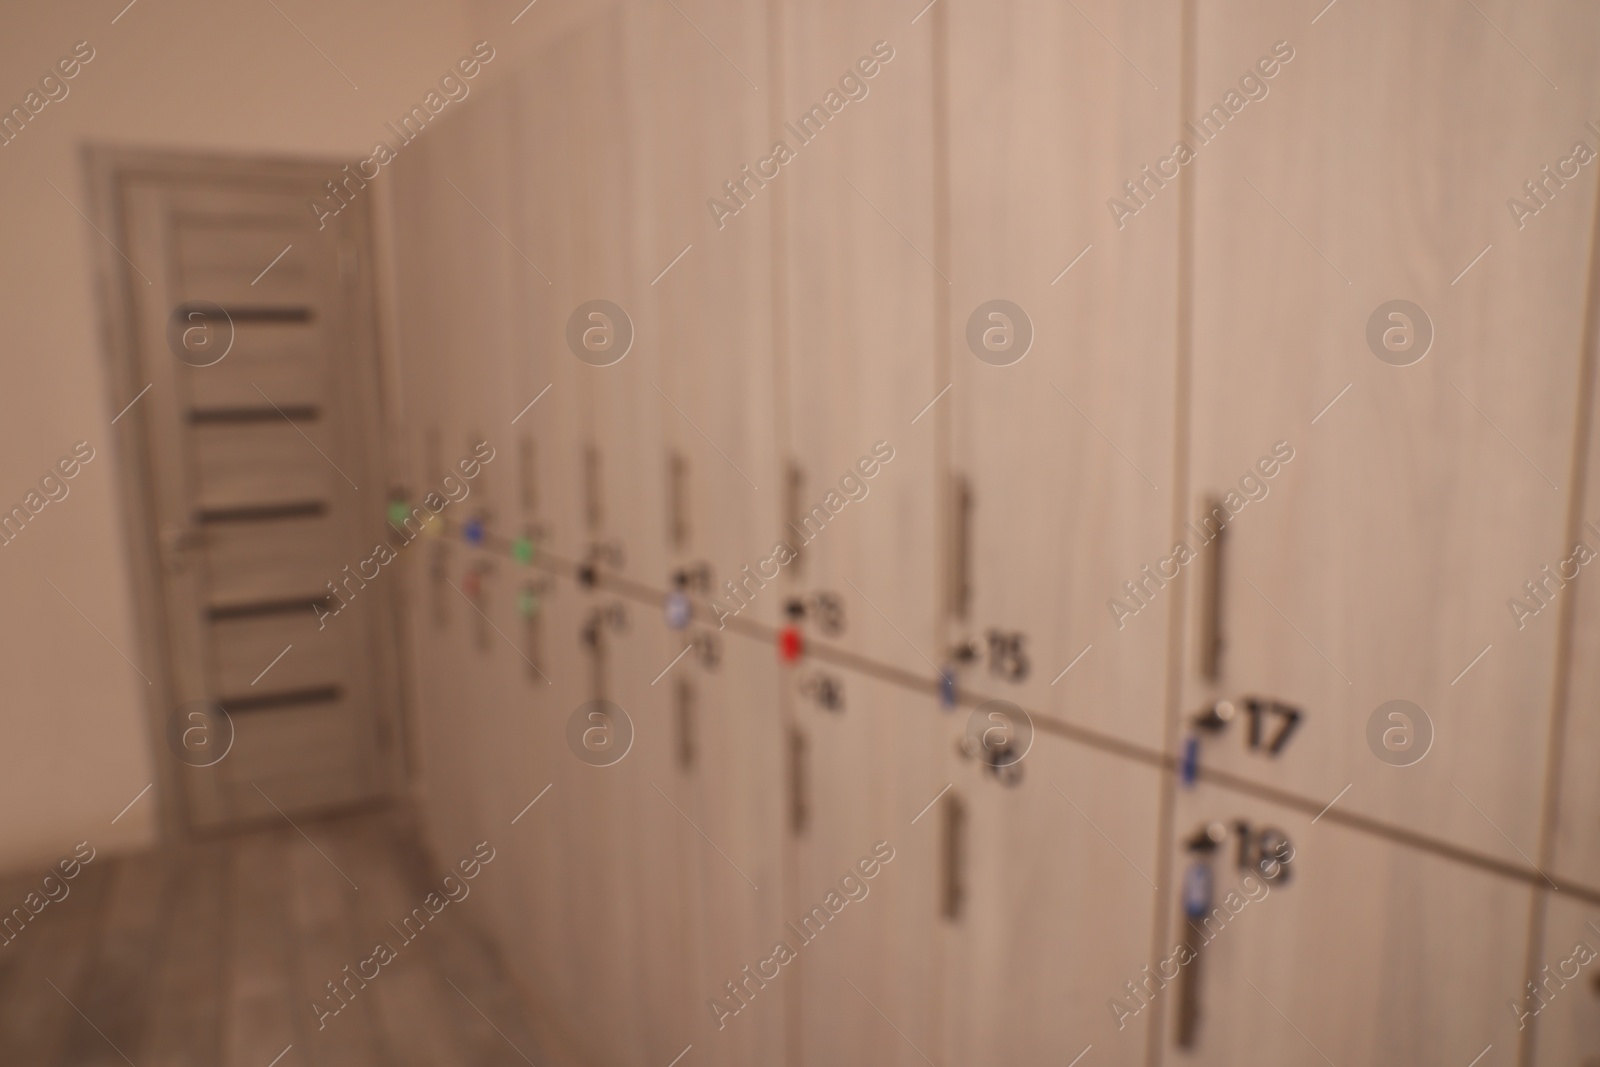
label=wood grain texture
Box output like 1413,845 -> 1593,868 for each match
105,156 -> 400,832
1182,0 -> 1600,875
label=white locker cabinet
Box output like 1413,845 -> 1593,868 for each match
1527,891 -> 1600,1065
1165,785 -> 1533,1064
1182,0 -> 1600,861
772,0 -> 941,677
943,0 -> 1180,749
937,730 -> 1163,1066
782,666 -> 944,1067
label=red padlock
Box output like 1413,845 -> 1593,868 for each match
778,626 -> 804,663
463,568 -> 483,599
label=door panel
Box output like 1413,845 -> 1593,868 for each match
200,515 -> 341,605
1184,0 -> 1600,862
627,0 -> 790,1063
774,0 -> 940,677
940,732 -> 1162,1066
1165,783 -> 1532,1064
208,612 -> 349,696
171,218 -> 310,306
114,161 -> 397,829
1528,892 -> 1600,1065
187,326 -> 325,410
785,666 -> 943,1067
191,421 -> 335,509
944,0 -> 1179,748
1552,283 -> 1600,888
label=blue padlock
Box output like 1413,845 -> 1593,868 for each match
664,589 -> 692,630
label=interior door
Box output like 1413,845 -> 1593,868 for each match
110,156 -> 398,829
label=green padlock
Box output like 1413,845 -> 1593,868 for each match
516,585 -> 540,620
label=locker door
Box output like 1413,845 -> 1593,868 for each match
944,0 -> 1181,750
1526,891 -> 1600,1065
628,0 -> 790,1062
1182,0 -> 1600,869
771,0 -> 940,677
508,13 -> 658,1063
938,729 -> 1163,1066
1540,189 -> 1600,1063
1165,785 -> 1533,1064
388,65 -> 599,1054
1551,259 -> 1600,891
783,666 -> 944,1067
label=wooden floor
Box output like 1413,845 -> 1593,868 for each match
0,806 -> 551,1067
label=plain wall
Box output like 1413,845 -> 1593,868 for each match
0,0 -> 482,872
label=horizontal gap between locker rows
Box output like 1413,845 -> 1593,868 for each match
433,522 -> 1600,907
190,406 -> 321,424
197,500 -> 327,524
172,304 -> 314,325
208,595 -> 330,621
217,684 -> 342,714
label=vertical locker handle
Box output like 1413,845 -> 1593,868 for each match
948,473 -> 972,621
587,615 -> 606,700
785,460 -> 805,575
788,728 -> 808,836
674,677 -> 695,772
667,450 -> 689,552
425,426 -> 443,486
941,792 -> 965,920
583,444 -> 603,535
1198,494 -> 1226,681
518,435 -> 538,513
524,601 -> 542,680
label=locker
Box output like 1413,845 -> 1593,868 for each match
771,0 -> 941,677
942,0 -> 1181,749
652,628 -> 789,1067
938,729 -> 1163,1066
368,2 -> 1600,1064
1165,784 -> 1533,1063
781,665 -> 944,1067
1181,0 -> 1600,862
391,26 -> 667,1064
1551,286 -> 1600,890
626,0 -> 791,1060
1527,891 -> 1600,1065
508,11 -> 665,1064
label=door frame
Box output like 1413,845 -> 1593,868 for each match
84,146 -> 406,839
